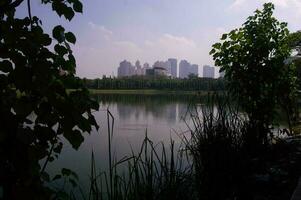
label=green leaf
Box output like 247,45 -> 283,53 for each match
221,34 -> 227,40
42,34 -> 52,46
212,43 -> 221,50
0,60 -> 13,73
68,54 -> 76,66
65,32 -> 76,44
64,7 -> 75,21
53,25 -> 65,43
73,0 -> 83,13
63,129 -> 84,150
54,44 -> 68,55
209,49 -> 216,55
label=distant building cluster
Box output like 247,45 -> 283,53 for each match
179,60 -> 198,78
117,58 -> 224,79
117,59 -> 178,78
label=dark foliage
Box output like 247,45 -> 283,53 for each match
0,0 -> 99,199
210,3 -> 297,144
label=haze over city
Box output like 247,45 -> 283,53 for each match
16,0 -> 301,78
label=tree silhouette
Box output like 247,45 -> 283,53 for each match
0,0 -> 99,199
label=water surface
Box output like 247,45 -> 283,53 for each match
47,93 -> 198,190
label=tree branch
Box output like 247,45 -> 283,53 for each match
27,0 -> 32,28
0,0 -> 25,13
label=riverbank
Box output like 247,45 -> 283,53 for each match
86,89 -> 219,95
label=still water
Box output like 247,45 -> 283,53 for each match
46,94 -> 199,190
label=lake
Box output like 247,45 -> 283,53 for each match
46,93 -> 200,191
45,92 -> 292,196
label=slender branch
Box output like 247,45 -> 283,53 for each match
40,125 -> 60,174
40,139 -> 56,174
27,0 -> 32,28
0,0 -> 25,13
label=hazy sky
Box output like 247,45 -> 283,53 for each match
16,0 -> 301,78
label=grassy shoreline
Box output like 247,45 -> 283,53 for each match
84,89 -> 219,95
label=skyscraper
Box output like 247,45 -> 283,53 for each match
203,65 -> 215,78
164,61 -> 172,76
179,60 -> 198,78
191,64 -> 198,77
168,58 -> 177,78
179,60 -> 190,78
142,62 -> 150,75
135,60 -> 142,75
117,60 -> 134,77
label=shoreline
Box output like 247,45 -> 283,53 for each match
85,89 -> 221,95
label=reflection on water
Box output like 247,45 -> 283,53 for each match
47,93 -> 197,192
95,93 -> 200,124
46,93 -> 289,193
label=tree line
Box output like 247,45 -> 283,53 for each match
80,76 -> 226,91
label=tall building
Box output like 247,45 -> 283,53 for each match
179,60 -> 198,78
153,61 -> 171,76
142,62 -> 150,75
203,65 -> 215,78
135,60 -> 142,75
164,60 -> 172,76
191,64 -> 198,77
117,60 -> 134,77
179,60 -> 190,78
168,58 -> 177,78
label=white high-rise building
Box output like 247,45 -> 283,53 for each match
191,64 -> 198,77
168,58 -> 177,78
179,60 -> 190,78
117,60 -> 134,77
142,63 -> 150,75
203,65 -> 215,78
153,61 -> 171,76
135,60 -> 142,75
179,60 -> 198,78
164,60 -> 172,76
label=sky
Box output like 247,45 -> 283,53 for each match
16,0 -> 301,78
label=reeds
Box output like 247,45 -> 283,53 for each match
79,94 -> 276,200
182,94 -> 268,200
87,109 -> 195,200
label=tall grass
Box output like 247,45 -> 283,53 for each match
182,94 -> 253,200
87,109 -> 195,200
79,94 -> 284,200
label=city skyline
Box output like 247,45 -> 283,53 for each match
15,0 -> 301,78
117,58 -> 220,78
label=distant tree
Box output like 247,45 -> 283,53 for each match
287,31 -> 301,87
210,3 -> 295,144
281,31 -> 301,132
287,31 -> 301,49
0,0 -> 99,199
188,73 -> 198,79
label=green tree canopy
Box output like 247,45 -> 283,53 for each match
288,30 -> 301,49
210,3 -> 292,123
210,3 -> 298,145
